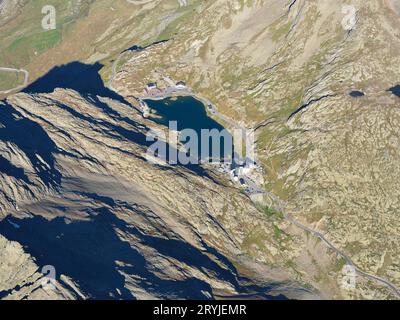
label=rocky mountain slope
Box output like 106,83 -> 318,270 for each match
1,88 -> 320,300
108,0 -> 400,299
1,0 -> 400,299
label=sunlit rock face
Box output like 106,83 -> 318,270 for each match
0,88 -> 319,300
1,0 -> 400,300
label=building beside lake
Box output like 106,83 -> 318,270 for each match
146,82 -> 157,90
145,82 -> 163,96
176,81 -> 187,89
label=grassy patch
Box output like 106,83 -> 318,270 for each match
255,202 -> 281,218
333,257 -> 347,272
0,0 -> 87,68
156,4 -> 195,41
273,224 -> 282,239
0,71 -> 24,91
271,21 -> 292,42
344,241 -> 364,256
8,30 -> 62,65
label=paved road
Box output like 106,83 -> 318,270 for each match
108,47 -> 146,91
188,91 -> 400,297
107,52 -> 125,91
0,67 -> 29,95
107,48 -> 400,298
263,190 -> 400,298
230,161 -> 400,297
140,81 -> 251,140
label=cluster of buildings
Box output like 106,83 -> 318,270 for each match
144,81 -> 187,97
145,82 -> 163,96
215,155 -> 263,193
175,81 -> 187,89
140,80 -> 188,116
140,78 -> 263,195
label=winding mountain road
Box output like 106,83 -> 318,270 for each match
107,44 -> 400,299
197,87 -> 400,298
151,86 -> 400,297
264,190 -> 400,298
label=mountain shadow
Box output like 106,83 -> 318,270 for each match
0,102 -> 62,188
349,90 -> 365,98
23,62 -> 127,105
21,61 -> 211,177
0,199 -> 288,300
388,85 -> 400,97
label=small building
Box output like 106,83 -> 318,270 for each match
147,82 -> 157,90
176,81 -> 187,89
146,82 -> 162,96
